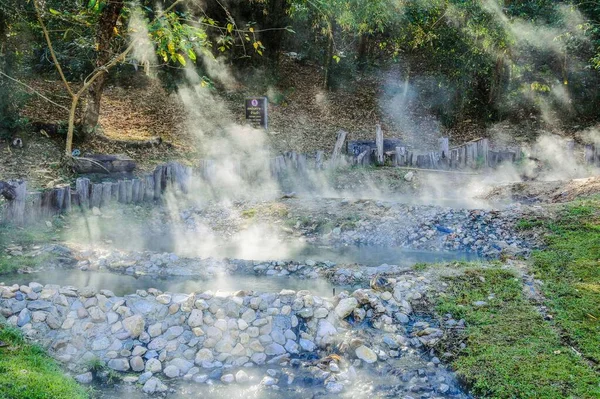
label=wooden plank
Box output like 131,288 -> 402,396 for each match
375,124 -> 384,165
75,178 -> 90,209
331,130 -> 348,165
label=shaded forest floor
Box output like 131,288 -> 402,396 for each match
0,58 -> 588,189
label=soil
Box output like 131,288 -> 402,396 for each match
482,176 -> 600,203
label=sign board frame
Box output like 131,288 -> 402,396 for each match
245,97 -> 268,129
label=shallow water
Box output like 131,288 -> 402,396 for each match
0,270 -> 340,297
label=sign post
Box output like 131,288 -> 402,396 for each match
245,97 -> 268,129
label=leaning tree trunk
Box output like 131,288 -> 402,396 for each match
81,0 -> 125,136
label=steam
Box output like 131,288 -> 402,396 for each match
129,6 -> 157,75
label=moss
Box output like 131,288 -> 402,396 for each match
0,325 -> 88,399
437,268 -> 600,399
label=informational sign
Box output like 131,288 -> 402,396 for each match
245,97 -> 268,129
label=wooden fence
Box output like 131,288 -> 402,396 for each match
2,133 -> 598,225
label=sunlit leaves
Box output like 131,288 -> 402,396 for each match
148,11 -> 209,67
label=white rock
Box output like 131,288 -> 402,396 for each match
335,298 -> 358,318
355,345 -> 377,363
235,370 -> 249,383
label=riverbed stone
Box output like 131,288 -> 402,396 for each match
75,372 -> 93,384
130,356 -> 145,372
355,345 -> 377,363
335,298 -> 358,319
164,365 -> 180,378
122,314 -> 145,338
187,309 -> 203,327
145,358 -> 162,373
108,358 -> 130,372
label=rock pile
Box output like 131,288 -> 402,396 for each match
0,275 -> 462,396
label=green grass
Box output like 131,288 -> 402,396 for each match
0,324 -> 88,399
529,197 -> 600,364
437,268 -> 600,399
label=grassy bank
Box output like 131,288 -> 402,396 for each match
431,197 -> 600,398
530,197 -> 600,365
0,324 -> 88,399
436,268 -> 600,398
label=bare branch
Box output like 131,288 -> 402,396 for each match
0,71 -> 70,112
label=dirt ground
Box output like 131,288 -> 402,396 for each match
0,58 -> 587,190
482,176 -> 600,203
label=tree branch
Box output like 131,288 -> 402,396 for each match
33,0 -> 74,98
0,71 -> 70,112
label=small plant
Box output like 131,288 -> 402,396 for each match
241,208 -> 257,219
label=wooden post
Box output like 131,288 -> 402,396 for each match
315,151 -> 324,170
125,180 -> 133,203
565,139 -> 575,158
90,184 -> 103,208
5,181 -> 26,225
101,182 -> 112,207
585,145 -> 595,164
54,187 -> 65,211
153,165 -> 163,199
25,191 -> 42,224
439,137 -> 449,159
62,186 -> 71,213
331,130 -> 348,165
144,175 -> 154,201
132,179 -> 141,203
477,138 -> 489,168
75,178 -> 90,209
111,182 -> 119,201
118,180 -> 127,203
375,124 -> 384,165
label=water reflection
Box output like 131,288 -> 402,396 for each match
0,270 -> 338,297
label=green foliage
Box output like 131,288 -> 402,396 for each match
0,325 -> 89,399
438,268 -> 600,398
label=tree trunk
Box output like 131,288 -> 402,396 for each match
81,0 -> 125,135
357,34 -> 369,72
323,18 -> 335,90
263,0 -> 289,74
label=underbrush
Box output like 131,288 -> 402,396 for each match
437,268 -> 600,398
0,324 -> 88,399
